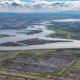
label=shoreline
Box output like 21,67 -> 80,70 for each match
0,21 -> 80,50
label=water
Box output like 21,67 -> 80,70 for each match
0,22 -> 80,50
0,13 -> 80,50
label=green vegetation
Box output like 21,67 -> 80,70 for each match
0,52 -> 12,59
0,48 -> 80,55
0,51 -> 18,62
49,30 -> 74,39
0,49 -> 80,80
36,70 -> 62,77
16,49 -> 56,53
37,60 -> 78,78
47,25 -> 80,40
0,34 -> 9,38
58,60 -> 78,75
0,34 -> 15,38
0,70 -> 38,79
0,49 -> 80,60
17,49 -> 80,54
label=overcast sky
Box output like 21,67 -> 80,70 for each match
0,0 -> 80,13
25,0 -> 79,1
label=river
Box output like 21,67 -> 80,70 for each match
0,21 -> 80,50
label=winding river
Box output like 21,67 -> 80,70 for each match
0,21 -> 80,50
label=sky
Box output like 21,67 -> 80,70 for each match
0,0 -> 80,13
23,0 -> 80,2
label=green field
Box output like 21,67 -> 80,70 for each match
0,34 -> 15,38
0,49 -> 80,80
47,25 -> 80,40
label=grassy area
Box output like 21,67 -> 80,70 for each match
47,25 -> 80,40
0,52 -> 12,59
16,49 -> 80,54
0,49 -> 80,55
58,60 -> 78,75
0,70 -> 38,79
0,51 -> 18,62
0,34 -> 9,38
36,60 -> 78,78
0,49 -> 80,61
48,30 -> 75,39
16,49 -> 56,53
0,34 -> 15,38
0,49 -> 80,79
36,70 -> 62,77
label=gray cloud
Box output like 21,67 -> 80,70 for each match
0,0 -> 80,12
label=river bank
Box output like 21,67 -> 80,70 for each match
0,21 -> 80,50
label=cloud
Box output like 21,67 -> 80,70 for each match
0,0 -> 80,12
